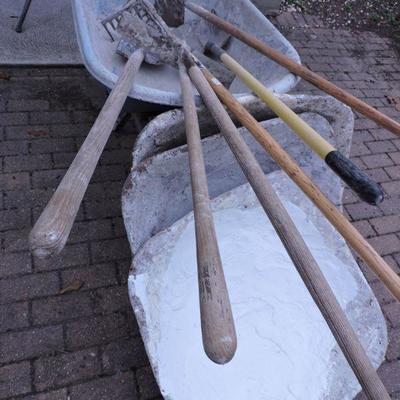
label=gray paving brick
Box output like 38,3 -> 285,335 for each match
0,251 -> 31,278
30,111 -> 71,125
382,179 -> 400,195
66,314 -> 128,350
61,262 -> 117,292
387,327 -> 400,362
0,112 -> 29,126
34,348 -> 100,391
7,100 -> 50,112
5,125 -> 49,140
52,152 -> 76,168
379,361 -> 400,393
0,272 -> 59,304
20,389 -> 68,400
362,154 -> 394,169
0,362 -> 31,399
345,202 -> 382,221
51,123 -> 91,138
0,302 -> 29,333
350,142 -> 371,157
393,139 -> 400,151
71,110 -> 98,123
93,286 -> 131,314
370,280 -> 396,309
352,220 -> 376,238
32,292 -> 93,325
0,208 -> 31,231
384,302 -> 400,329
0,172 -> 30,190
370,215 -> 400,235
30,138 -> 75,154
368,234 -> 400,256
385,165 -> 400,179
365,168 -> 390,183
91,238 -> 131,263
34,243 -> 90,271
352,130 -> 374,144
0,325 -> 64,363
4,154 -> 53,173
136,367 -> 161,400
91,165 -> 126,183
69,372 -> 137,400
102,337 -> 149,374
68,219 -> 114,244
0,140 -> 28,156
32,169 -> 66,189
379,197 -> 400,216
2,228 -> 30,252
4,188 -> 54,209
366,140 -> 397,154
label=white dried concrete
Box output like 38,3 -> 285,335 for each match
130,174 -> 387,400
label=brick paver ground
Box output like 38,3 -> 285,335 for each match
1,11 -> 400,400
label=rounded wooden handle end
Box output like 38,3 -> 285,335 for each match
29,202 -> 74,259
199,260 -> 237,365
203,329 -> 237,365
29,229 -> 65,259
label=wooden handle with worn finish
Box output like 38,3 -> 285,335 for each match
178,61 -> 237,364
201,66 -> 400,303
188,61 -> 390,400
29,49 -> 145,258
186,1 -> 400,138
206,42 -> 384,205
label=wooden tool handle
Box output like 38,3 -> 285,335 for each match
206,43 -> 384,205
202,67 -> 400,303
186,2 -> 400,137
29,49 -> 145,258
179,61 -> 237,364
188,62 -> 390,400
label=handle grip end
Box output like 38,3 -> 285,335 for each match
325,151 -> 384,205
29,217 -> 70,259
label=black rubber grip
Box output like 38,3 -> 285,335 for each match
325,150 -> 384,205
205,41 -> 225,59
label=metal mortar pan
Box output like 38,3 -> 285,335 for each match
72,0 -> 300,110
122,93 -> 355,253
121,94 -> 388,399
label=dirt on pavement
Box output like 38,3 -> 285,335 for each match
281,0 -> 400,44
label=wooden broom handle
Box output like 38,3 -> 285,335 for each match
185,2 -> 400,137
201,66 -> 400,303
29,49 -> 145,258
188,61 -> 390,400
178,61 -> 237,364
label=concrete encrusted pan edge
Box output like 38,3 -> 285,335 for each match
120,94 -> 388,399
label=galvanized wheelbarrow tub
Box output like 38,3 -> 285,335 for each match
121,94 -> 387,399
71,0 -> 300,109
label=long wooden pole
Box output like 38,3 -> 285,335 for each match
29,49 -> 145,258
200,65 -> 400,303
187,58 -> 390,400
185,1 -> 400,138
178,60 -> 237,364
206,42 -> 384,205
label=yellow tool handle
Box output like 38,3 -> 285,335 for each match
220,53 -> 335,159
205,42 -> 383,205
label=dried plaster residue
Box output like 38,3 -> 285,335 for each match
129,182 -> 387,400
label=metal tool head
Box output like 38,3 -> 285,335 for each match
101,0 -> 181,65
